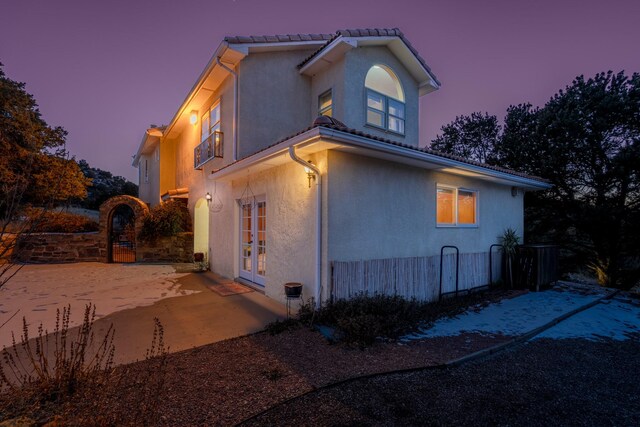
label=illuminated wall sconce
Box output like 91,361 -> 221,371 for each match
304,160 -> 316,188
189,110 -> 198,125
205,192 -> 213,205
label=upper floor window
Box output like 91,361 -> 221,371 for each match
318,89 -> 332,117
201,101 -> 221,143
436,185 -> 477,227
365,65 -> 405,134
195,101 -> 223,169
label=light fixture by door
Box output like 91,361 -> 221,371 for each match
304,160 -> 316,188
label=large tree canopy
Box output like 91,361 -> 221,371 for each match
430,112 -> 500,164
77,159 -> 138,210
0,64 -> 89,219
431,71 -> 640,289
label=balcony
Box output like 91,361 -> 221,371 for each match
194,130 -> 223,169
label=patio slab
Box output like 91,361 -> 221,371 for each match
0,264 -> 286,364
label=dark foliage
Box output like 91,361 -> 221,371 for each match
432,71 -> 640,289
76,159 -> 138,210
138,200 -> 191,242
0,64 -> 89,218
296,292 -> 498,348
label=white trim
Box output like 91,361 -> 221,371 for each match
238,195 -> 266,286
229,40 -> 328,55
435,183 -> 479,228
209,127 -> 551,190
298,38 -> 357,75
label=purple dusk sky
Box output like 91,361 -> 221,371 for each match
2,0 -> 639,182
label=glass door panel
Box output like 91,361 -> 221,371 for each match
239,197 -> 266,285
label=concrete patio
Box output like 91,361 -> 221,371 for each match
0,263 -> 286,364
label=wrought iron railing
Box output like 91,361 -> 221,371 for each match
194,130 -> 223,169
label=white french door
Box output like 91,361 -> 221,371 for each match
239,197 -> 266,286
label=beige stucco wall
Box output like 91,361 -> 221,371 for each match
342,46 -> 420,146
209,153 -> 326,303
159,138 -> 176,198
310,56 -> 346,122
137,148 -> 160,206
326,151 -> 524,264
237,50 -> 315,158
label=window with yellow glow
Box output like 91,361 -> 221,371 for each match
436,185 -> 477,227
365,65 -> 405,134
457,190 -> 476,224
436,188 -> 455,224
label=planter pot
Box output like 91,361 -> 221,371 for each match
194,252 -> 204,262
284,282 -> 303,298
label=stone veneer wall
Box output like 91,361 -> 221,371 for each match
137,232 -> 194,263
13,232 -> 105,263
12,196 -> 194,264
14,232 -> 194,264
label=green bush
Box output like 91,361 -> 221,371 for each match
138,200 -> 191,242
25,208 -> 99,233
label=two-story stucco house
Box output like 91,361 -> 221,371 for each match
132,28 -> 550,304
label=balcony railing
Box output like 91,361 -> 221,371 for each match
194,130 -> 223,169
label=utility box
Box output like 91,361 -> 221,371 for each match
517,244 -> 559,291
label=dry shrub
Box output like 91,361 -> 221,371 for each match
24,208 -> 99,233
0,307 -> 169,426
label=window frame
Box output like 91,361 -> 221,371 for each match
194,99 -> 223,169
318,89 -> 333,117
365,88 -> 406,135
201,100 -> 221,143
436,184 -> 479,228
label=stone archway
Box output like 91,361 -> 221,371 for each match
99,195 -> 149,263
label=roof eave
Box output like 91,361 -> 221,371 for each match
132,128 -> 163,167
299,34 -> 440,95
210,126 -> 550,190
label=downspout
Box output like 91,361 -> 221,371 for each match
215,57 -> 238,161
288,146 -> 322,308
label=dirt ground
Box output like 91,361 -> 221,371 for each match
243,337 -> 640,426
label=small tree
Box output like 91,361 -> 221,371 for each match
0,63 -> 90,289
499,228 -> 520,288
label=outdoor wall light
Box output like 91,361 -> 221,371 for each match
205,192 -> 212,205
189,110 -> 198,125
511,186 -> 519,197
304,160 -> 316,188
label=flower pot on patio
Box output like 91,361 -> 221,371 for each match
284,282 -> 303,298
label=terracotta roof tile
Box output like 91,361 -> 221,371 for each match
297,28 -> 441,87
224,33 -> 333,44
212,122 -> 548,184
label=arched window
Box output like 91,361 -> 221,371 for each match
365,65 -> 405,134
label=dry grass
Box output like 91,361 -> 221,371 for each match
0,308 -> 169,426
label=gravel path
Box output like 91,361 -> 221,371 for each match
242,337 -> 640,426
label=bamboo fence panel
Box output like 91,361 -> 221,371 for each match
332,251 -> 502,302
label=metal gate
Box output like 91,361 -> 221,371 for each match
109,204 -> 136,263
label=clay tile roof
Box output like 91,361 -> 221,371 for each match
213,122 -> 548,184
311,122 -> 547,182
225,33 -> 333,44
297,28 -> 441,87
